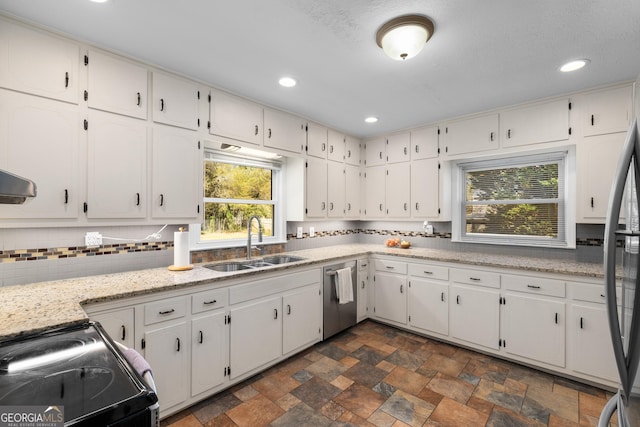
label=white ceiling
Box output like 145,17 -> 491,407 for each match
1,0 -> 639,138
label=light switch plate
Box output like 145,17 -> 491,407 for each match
309,226 -> 315,237
296,227 -> 303,239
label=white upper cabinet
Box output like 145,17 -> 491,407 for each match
0,19 -> 80,104
263,107 -> 306,154
327,129 -> 345,162
411,158 -> 440,219
209,88 -> 263,145
363,165 -> 385,218
87,110 -> 147,219
151,126 -> 201,220
345,135 -> 361,166
411,125 -> 439,160
152,72 -> 201,131
345,164 -> 361,218
306,121 -> 327,159
327,161 -> 345,217
305,157 -> 327,218
582,85 -> 633,136
0,90 -> 80,219
87,50 -> 148,119
386,132 -> 410,163
500,98 -> 570,147
441,113 -> 499,156
386,163 -> 411,218
364,137 -> 386,167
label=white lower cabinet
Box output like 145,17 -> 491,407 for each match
191,311 -> 228,396
372,259 -> 408,325
356,258 -> 369,322
408,278 -> 449,336
144,321 -> 190,412
450,285 -> 500,350
502,293 -> 565,367
91,307 -> 135,349
571,304 -> 618,382
283,284 -> 322,355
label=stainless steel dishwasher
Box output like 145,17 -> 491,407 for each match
323,261 -> 357,339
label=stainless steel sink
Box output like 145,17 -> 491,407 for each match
262,255 -> 305,264
204,255 -> 305,273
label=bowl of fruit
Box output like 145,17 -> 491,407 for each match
385,238 -> 411,249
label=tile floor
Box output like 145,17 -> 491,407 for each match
161,320 -> 616,427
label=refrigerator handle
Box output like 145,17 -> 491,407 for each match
604,118 -> 640,399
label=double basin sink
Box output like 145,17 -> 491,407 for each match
204,255 -> 306,273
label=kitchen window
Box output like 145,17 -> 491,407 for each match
191,149 -> 285,248
452,150 -> 575,248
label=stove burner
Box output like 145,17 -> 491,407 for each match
0,337 -> 102,373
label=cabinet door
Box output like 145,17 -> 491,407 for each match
411,126 -> 439,160
501,99 -> 570,147
263,108 -> 305,154
345,164 -> 361,218
345,135 -> 361,166
450,285 -> 500,350
144,322 -> 189,412
87,50 -> 148,119
151,126 -> 200,219
363,165 -> 385,218
0,90 -> 79,219
578,132 -> 626,222
364,138 -> 385,167
327,129 -> 345,162
209,88 -> 263,145
386,163 -> 411,218
327,161 -> 345,218
306,122 -> 327,159
191,311 -> 228,396
373,272 -> 407,325
502,294 -> 565,367
411,158 -> 439,218
0,20 -> 79,104
87,110 -> 147,218
283,284 -> 321,355
583,85 -> 633,136
408,278 -> 448,336
356,259 -> 369,322
153,72 -> 200,130
92,308 -> 135,349
229,295 -> 282,379
386,133 -> 410,163
441,113 -> 498,156
571,304 -> 618,382
305,157 -> 327,218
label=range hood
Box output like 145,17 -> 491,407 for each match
0,169 -> 37,204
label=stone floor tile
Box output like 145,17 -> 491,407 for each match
320,400 -> 347,420
203,414 -> 238,427
421,353 -> 466,377
164,414 -> 202,427
317,342 -> 349,361
225,394 -> 284,427
367,409 -> 398,427
466,395 -> 495,416
485,406 -> 543,426
343,362 -> 389,388
351,345 -> 389,366
373,381 -> 397,398
340,355 -> 361,367
274,393 -> 301,411
387,335 -> 423,353
290,376 -> 341,410
416,387 -> 445,407
191,393 -> 242,424
578,392 -> 609,421
376,359 -> 397,372
553,377 -> 606,398
472,378 -> 527,413
384,349 -> 424,371
426,372 -> 475,404
334,383 -> 386,419
270,402 -> 333,427
275,354 -> 313,375
547,414 -> 579,427
331,374 -> 355,390
232,385 -> 258,402
252,371 -> 300,401
383,366 -> 430,395
337,410 -> 377,426
428,396 -> 490,426
291,369 -> 313,383
305,355 -> 350,382
553,383 -> 580,400
304,350 -> 324,362
377,389 -> 435,427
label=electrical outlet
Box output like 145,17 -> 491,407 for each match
296,227 -> 303,239
309,226 -> 315,237
85,232 -> 103,246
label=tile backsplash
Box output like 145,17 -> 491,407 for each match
0,221 -> 605,287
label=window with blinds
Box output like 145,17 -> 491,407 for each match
454,151 -> 574,248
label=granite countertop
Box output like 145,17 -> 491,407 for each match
0,244 -> 606,341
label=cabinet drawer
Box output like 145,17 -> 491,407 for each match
144,296 -> 187,325
374,259 -> 407,274
503,274 -> 565,298
451,268 -> 500,289
570,282 -> 620,304
408,263 -> 449,281
192,289 -> 228,314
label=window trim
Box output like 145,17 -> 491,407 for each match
451,148 -> 576,248
190,150 -> 287,250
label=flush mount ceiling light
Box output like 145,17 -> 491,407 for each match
364,116 -> 379,124
560,59 -> 590,72
376,14 -> 435,61
278,77 -> 297,87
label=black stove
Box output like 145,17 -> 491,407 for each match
0,322 -> 158,426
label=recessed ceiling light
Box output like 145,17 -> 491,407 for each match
278,77 -> 297,87
560,59 -> 590,72
365,116 -> 378,124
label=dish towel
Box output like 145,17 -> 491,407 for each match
335,267 -> 354,304
123,347 -> 153,378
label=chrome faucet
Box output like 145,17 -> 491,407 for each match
247,215 -> 263,259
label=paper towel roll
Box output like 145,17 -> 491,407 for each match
173,230 -> 190,267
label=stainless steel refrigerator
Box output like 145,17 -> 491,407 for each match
601,76 -> 640,426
